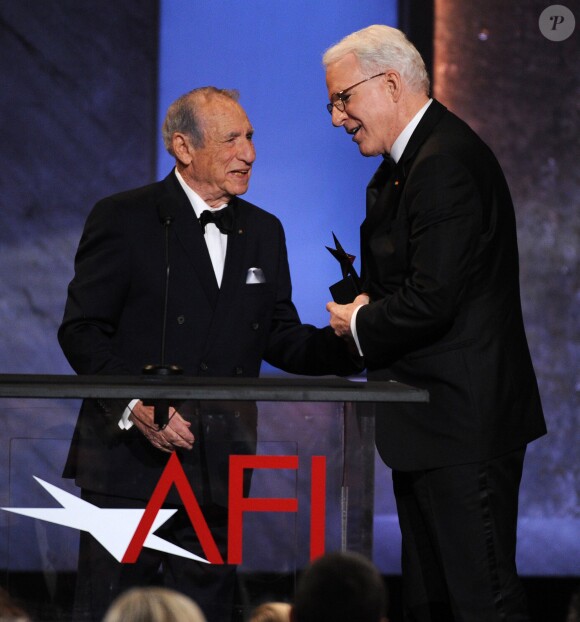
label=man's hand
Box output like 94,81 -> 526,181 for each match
326,294 -> 370,338
129,401 -> 195,453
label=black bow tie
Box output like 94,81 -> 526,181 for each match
198,205 -> 234,234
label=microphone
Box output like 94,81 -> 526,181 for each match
142,196 -> 183,428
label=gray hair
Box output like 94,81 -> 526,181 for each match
323,25 -> 429,95
162,86 -> 240,156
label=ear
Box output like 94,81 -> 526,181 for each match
384,69 -> 402,103
172,132 -> 194,166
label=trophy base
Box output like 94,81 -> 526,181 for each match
329,276 -> 361,304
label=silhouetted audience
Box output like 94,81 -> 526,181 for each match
249,601 -> 291,622
0,587 -> 31,621
290,551 -> 389,622
101,586 -> 206,622
567,583 -> 580,622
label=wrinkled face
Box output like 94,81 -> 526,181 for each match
184,97 -> 255,207
326,53 -> 397,157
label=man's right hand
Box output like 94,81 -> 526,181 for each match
129,401 -> 195,453
326,293 -> 370,338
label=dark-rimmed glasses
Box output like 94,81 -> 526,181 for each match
326,73 -> 386,114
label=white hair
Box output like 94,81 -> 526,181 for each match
323,25 -> 430,95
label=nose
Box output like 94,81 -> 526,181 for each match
331,106 -> 347,127
239,138 -> 256,164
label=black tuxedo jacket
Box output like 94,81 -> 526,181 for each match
59,171 -> 358,503
357,100 -> 546,471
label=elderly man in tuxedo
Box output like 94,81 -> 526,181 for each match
323,25 -> 546,622
59,86 -> 359,622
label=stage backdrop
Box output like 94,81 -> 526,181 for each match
156,0 -> 396,336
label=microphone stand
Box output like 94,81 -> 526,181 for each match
142,200 -> 183,429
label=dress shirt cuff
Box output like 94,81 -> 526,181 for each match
118,399 -> 139,430
351,305 -> 364,357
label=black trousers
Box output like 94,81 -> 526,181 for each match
73,490 -> 237,622
392,447 -> 529,622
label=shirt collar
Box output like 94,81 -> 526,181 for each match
174,168 -> 227,218
389,98 -> 433,164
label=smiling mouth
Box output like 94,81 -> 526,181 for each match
346,126 -> 361,136
230,169 -> 250,177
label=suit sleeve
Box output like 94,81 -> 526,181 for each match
58,198 -> 132,375
356,153 -> 482,362
263,221 -> 363,376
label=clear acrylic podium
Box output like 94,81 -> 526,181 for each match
0,374 -> 427,621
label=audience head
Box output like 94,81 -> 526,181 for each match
250,601 -> 291,622
567,582 -> 580,622
291,551 -> 388,622
0,587 -> 31,621
101,586 -> 206,622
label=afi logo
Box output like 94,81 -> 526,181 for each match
2,454 -> 327,564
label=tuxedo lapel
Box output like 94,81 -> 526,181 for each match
398,99 -> 447,175
161,173 -> 220,308
362,157 -> 400,239
361,100 -> 448,241
217,198 -> 246,297
366,156 -> 394,214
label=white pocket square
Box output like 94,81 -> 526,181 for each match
246,267 -> 266,284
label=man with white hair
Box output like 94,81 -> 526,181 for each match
323,25 -> 545,621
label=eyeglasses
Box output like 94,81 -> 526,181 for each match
326,72 -> 386,114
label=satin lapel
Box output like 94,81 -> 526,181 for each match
216,198 -> 247,299
361,157 -> 399,238
361,100 -> 448,241
161,173 -> 219,308
366,155 -> 394,214
398,99 -> 448,175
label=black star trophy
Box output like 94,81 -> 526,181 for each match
326,232 -> 362,304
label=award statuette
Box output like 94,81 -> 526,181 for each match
326,232 -> 362,304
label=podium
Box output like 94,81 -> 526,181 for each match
0,374 -> 427,620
